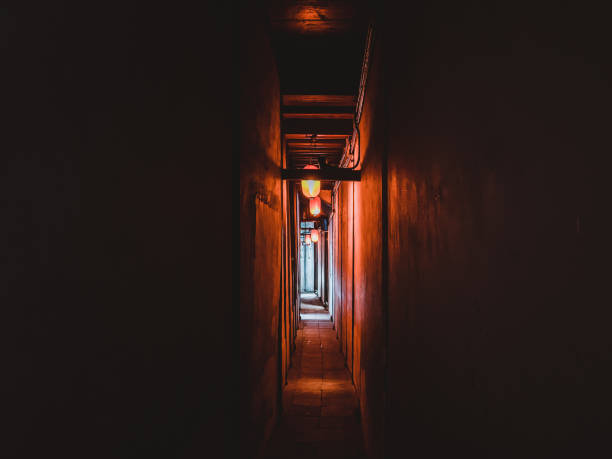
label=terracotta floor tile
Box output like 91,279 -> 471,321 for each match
286,405 -> 322,417
319,416 -> 359,429
263,295 -> 365,458
293,393 -> 322,407
324,370 -> 351,380
321,403 -> 359,417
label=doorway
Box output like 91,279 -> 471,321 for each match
300,242 -> 315,293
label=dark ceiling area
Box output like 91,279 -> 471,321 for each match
267,1 -> 371,200
267,0 -> 370,94
271,34 -> 366,95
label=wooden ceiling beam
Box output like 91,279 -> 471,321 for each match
268,1 -> 366,35
269,3 -> 358,21
291,159 -> 342,164
283,113 -> 353,120
283,106 -> 354,114
289,156 -> 343,160
287,150 -> 342,156
291,156 -> 341,160
282,94 -> 356,107
287,142 -> 345,148
290,152 -> 342,157
285,133 -> 350,140
282,167 -> 361,181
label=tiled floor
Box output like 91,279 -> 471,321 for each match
263,295 -> 366,458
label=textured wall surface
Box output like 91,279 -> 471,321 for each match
331,3 -> 611,457
328,37 -> 385,455
4,4 -> 236,458
383,2 -> 611,457
352,34 -> 386,459
238,6 -> 282,457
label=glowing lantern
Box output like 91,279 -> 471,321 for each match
304,234 -> 312,245
310,229 -> 319,243
309,197 -> 321,216
301,165 -> 320,198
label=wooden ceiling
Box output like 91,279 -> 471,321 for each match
268,1 -> 370,195
268,0 -> 367,35
268,1 -> 369,94
283,94 -> 354,173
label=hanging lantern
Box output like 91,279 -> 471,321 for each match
304,234 -> 312,245
309,196 -> 321,216
301,165 -> 320,198
310,229 -> 319,243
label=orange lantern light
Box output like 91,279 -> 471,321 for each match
304,234 -> 312,245
310,229 -> 319,243
301,165 -> 320,198
309,196 -> 321,216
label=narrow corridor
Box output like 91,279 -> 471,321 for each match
7,2 -> 609,458
264,295 -> 366,459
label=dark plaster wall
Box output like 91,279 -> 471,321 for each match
331,2 -> 611,457
238,5 -> 282,458
337,182 -> 354,367
352,33 -> 386,458
329,26 -> 388,459
331,193 -> 343,343
382,2 -> 611,458
4,3 -> 236,458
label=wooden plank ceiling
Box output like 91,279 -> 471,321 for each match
268,0 -> 369,196
283,94 -> 354,174
268,0 -> 366,35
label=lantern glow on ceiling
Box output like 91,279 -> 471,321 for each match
301,165 -> 320,198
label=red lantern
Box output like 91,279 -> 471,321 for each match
301,165 -> 320,198
310,229 -> 319,243
304,234 -> 312,245
309,196 -> 321,216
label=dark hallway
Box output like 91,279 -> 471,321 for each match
5,1 -> 612,459
264,294 -> 365,459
